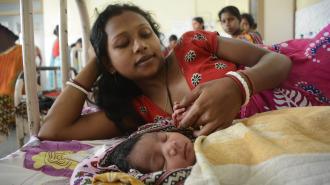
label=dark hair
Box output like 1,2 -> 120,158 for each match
169,34 -> 178,42
101,134 -> 143,172
192,16 -> 205,30
103,129 -> 195,173
241,13 -> 257,30
90,3 -> 162,131
0,24 -> 19,41
53,25 -> 59,36
218,6 -> 241,22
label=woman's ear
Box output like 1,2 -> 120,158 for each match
103,61 -> 116,74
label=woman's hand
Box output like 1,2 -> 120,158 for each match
177,77 -> 243,136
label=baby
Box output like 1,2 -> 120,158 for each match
104,131 -> 196,173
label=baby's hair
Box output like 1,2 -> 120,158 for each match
99,124 -> 195,173
100,134 -> 143,172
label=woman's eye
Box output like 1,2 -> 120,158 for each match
140,29 -> 152,38
115,42 -> 128,48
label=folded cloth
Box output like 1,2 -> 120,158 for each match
92,172 -> 144,185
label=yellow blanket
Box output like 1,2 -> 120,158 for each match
92,172 -> 144,185
185,106 -> 330,185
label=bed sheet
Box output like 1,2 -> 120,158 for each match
0,136 -> 124,185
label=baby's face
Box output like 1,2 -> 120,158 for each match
127,132 -> 196,173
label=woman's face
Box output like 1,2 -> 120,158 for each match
192,20 -> 203,31
128,132 -> 196,173
105,11 -> 163,81
220,12 -> 241,36
240,18 -> 251,33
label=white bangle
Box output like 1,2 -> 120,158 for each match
65,81 -> 89,96
226,71 -> 251,106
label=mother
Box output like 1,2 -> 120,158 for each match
38,4 -> 329,140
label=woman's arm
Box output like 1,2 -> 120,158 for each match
178,36 -> 292,136
217,36 -> 292,93
38,57 -> 122,140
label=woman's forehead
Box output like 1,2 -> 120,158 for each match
105,11 -> 150,34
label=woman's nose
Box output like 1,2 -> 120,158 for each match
133,39 -> 147,53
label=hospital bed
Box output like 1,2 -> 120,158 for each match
1,1 -> 330,185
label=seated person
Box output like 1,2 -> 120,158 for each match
218,6 -> 263,44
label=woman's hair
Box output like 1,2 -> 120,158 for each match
169,34 -> 178,42
193,16 -> 205,30
218,5 -> 241,22
0,24 -> 19,41
241,13 -> 257,30
53,25 -> 59,37
90,3 -> 162,131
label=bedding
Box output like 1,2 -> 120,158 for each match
2,106 -> 330,185
185,106 -> 330,185
0,136 -> 124,185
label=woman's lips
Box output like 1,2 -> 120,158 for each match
136,55 -> 154,66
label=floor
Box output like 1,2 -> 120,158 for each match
0,126 -> 28,158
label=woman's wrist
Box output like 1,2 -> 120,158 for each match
73,56 -> 99,90
225,71 -> 252,106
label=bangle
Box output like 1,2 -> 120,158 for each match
225,71 -> 251,106
225,75 -> 246,105
238,70 -> 255,95
70,78 -> 91,92
66,81 -> 89,96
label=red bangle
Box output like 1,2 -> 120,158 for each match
238,71 -> 255,95
70,79 -> 91,92
225,74 -> 246,105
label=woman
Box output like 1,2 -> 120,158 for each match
218,6 -> 263,44
0,24 -> 23,136
38,3 -> 329,141
192,17 -> 205,31
241,13 -> 263,44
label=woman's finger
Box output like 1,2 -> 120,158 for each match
179,103 -> 201,128
179,87 -> 201,108
193,121 -> 218,136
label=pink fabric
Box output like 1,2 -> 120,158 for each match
241,24 -> 330,117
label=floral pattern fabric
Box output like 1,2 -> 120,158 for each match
133,24 -> 330,123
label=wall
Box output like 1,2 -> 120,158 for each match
0,0 -> 44,63
263,0 -> 295,44
295,0 -> 330,38
84,0 -> 249,44
42,0 -> 83,66
296,0 -> 322,10
41,0 -> 250,62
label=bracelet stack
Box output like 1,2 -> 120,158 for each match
225,71 -> 254,106
65,79 -> 91,96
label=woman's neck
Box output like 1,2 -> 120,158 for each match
135,53 -> 182,111
135,59 -> 168,99
231,29 -> 243,37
